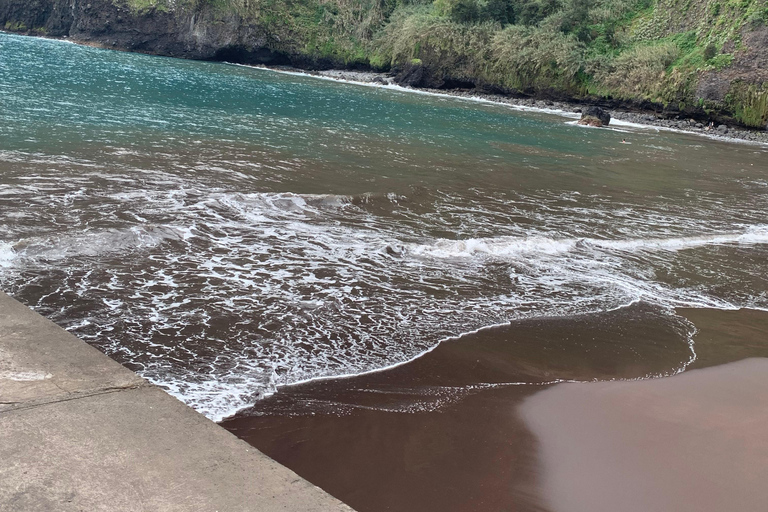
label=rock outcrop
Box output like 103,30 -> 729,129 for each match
578,106 -> 611,127
0,0 -> 297,65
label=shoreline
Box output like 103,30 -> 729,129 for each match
3,30 -> 768,145
222,303 -> 768,512
228,295 -> 768,421
235,300 -> 689,420
261,65 -> 768,146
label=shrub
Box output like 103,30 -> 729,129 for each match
375,8 -> 496,80
703,42 -> 717,61
452,0 -> 482,22
745,5 -> 768,26
593,41 -> 680,97
489,25 -> 586,92
728,82 -> 768,128
434,0 -> 480,22
514,0 -> 563,25
482,0 -> 517,24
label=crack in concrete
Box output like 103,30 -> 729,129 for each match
0,382 -> 152,415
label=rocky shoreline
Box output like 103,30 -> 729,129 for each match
3,24 -> 767,144
3,0 -> 767,134
307,69 -> 768,145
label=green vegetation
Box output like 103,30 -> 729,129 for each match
119,0 -> 184,13
728,81 -> 768,126
4,20 -> 28,31
116,0 -> 768,125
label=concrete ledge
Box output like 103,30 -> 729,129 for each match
0,291 -> 353,512
0,292 -> 145,408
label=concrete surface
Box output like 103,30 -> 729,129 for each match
0,291 -> 354,512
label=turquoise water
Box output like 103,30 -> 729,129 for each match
2,32 -> 768,420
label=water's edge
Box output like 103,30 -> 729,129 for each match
2,17 -> 768,141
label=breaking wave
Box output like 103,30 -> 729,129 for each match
409,226 -> 768,259
3,177 -> 767,421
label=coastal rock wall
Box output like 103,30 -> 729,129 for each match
0,0 -> 288,64
0,0 -> 72,36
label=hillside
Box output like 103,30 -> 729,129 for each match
2,0 -> 767,127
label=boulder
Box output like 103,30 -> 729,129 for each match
578,106 -> 611,127
578,116 -> 604,127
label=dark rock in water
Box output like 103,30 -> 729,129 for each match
578,106 -> 611,127
578,116 -> 604,127
717,124 -> 729,133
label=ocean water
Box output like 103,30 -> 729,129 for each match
2,32 -> 768,421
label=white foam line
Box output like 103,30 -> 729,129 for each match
1,31 -> 80,46
567,117 -> 768,148
227,63 -> 581,120
609,118 -> 768,147
410,226 -> 768,260
216,299 -> 729,422
230,64 -> 768,147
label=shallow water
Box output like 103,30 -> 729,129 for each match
2,32 -> 768,420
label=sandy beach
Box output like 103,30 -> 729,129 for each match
521,357 -> 768,512
222,304 -> 768,511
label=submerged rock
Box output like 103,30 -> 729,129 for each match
578,106 -> 611,127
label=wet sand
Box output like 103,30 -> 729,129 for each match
221,303 -> 768,511
513,306 -> 767,512
521,357 -> 768,512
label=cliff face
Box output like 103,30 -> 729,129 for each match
1,0 -> 71,37
0,0 -> 291,64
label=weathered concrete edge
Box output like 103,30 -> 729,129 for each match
0,290 -> 354,511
